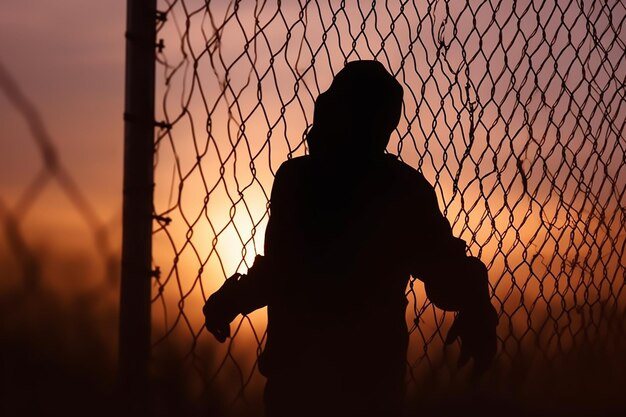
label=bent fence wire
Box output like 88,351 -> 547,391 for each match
151,0 -> 626,412
0,61 -> 117,294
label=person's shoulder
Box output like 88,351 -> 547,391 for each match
382,154 -> 431,189
383,154 -> 440,211
274,155 -> 312,182
276,155 -> 310,172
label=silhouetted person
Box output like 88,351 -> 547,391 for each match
203,60 -> 498,417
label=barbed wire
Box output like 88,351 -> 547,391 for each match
151,0 -> 626,413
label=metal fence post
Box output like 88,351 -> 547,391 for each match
119,0 -> 156,407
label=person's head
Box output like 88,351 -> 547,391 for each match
307,60 -> 403,161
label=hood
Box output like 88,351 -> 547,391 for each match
306,60 -> 403,159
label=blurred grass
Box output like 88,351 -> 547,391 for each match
0,275 -> 118,416
0,247 -> 230,417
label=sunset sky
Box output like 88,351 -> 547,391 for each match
2,0 -> 624,343
1,1 -> 623,302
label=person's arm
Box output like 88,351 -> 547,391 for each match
410,173 -> 498,374
201,254 -> 272,341
203,162 -> 293,341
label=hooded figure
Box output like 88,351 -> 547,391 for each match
204,60 -> 498,417
306,60 -> 403,160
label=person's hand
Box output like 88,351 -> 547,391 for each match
202,301 -> 230,343
445,302 -> 498,376
202,273 -> 241,343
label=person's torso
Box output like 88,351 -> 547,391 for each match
259,154 -> 431,377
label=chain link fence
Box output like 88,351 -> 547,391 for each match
151,0 -> 626,414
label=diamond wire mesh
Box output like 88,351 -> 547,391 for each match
151,0 -> 626,412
